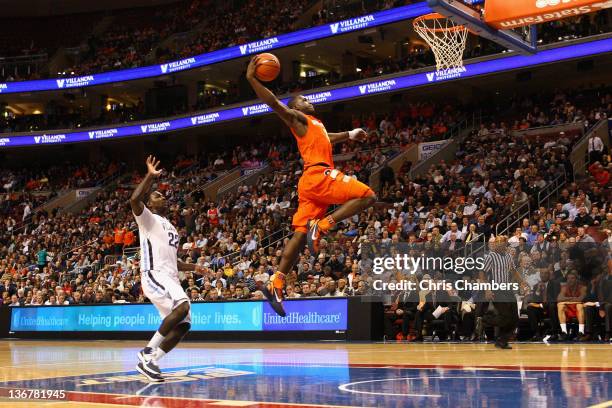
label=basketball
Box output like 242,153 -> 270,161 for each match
255,53 -> 280,82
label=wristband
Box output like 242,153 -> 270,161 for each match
348,128 -> 363,140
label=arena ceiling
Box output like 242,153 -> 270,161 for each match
0,0 -> 181,17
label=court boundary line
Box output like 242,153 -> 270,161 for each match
1,361 -> 609,385
0,360 -> 609,386
230,361 -> 612,372
0,364 -> 609,406
338,375 -> 539,397
65,389 -> 365,408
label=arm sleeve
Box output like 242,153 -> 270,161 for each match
133,205 -> 156,233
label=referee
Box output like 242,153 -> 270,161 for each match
480,236 -> 528,349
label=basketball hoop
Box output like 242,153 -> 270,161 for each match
413,13 -> 469,72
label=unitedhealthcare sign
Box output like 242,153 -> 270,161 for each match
2,38 -> 611,148
10,299 -> 348,332
0,3 -> 430,94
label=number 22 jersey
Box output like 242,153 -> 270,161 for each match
134,205 -> 179,279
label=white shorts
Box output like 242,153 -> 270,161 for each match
141,271 -> 191,324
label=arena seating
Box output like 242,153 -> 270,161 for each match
0,12 -> 104,60
1,84 -> 610,341
1,0 -> 608,86
0,99 -> 458,302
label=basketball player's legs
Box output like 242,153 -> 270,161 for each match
276,232 -> 306,277
156,301 -> 191,354
306,169 -> 376,252
326,195 -> 376,224
139,273 -> 191,381
148,278 -> 191,356
264,199 -> 325,315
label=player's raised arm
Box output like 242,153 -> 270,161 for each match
246,57 -> 307,135
130,155 -> 162,216
328,128 -> 367,144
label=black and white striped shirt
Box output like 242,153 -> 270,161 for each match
483,251 -> 515,284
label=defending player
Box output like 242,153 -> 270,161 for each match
130,156 -> 204,382
246,56 -> 377,316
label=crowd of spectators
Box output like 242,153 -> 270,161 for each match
0,14 -> 91,58
0,86 -> 610,344
1,0 -> 607,86
1,161 -> 123,228
373,88 -> 611,342
57,0 -> 409,78
1,4 -> 609,135
64,0 -> 216,76
504,87 -> 612,131
442,167 -> 611,343
0,96 -> 458,306
153,0 -> 310,69
58,0 -> 410,78
1,161 -> 122,194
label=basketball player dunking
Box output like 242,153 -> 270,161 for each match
246,56 -> 377,316
131,156 -> 205,381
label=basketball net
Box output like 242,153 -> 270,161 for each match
413,13 -> 469,72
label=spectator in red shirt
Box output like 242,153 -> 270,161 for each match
113,224 -> 125,255
123,229 -> 136,248
207,204 -> 219,226
588,162 -> 610,187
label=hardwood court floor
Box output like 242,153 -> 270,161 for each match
0,340 -> 610,407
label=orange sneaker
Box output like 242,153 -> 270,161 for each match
262,272 -> 286,317
272,272 -> 285,302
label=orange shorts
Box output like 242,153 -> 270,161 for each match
292,167 -> 374,233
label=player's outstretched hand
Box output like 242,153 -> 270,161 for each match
246,56 -> 259,80
146,155 -> 162,177
349,128 -> 367,142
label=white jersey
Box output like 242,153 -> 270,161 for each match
134,205 -> 179,279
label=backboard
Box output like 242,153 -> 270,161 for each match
427,0 -> 539,55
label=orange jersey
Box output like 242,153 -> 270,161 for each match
291,115 -> 334,169
123,230 -> 135,246
113,228 -> 125,244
